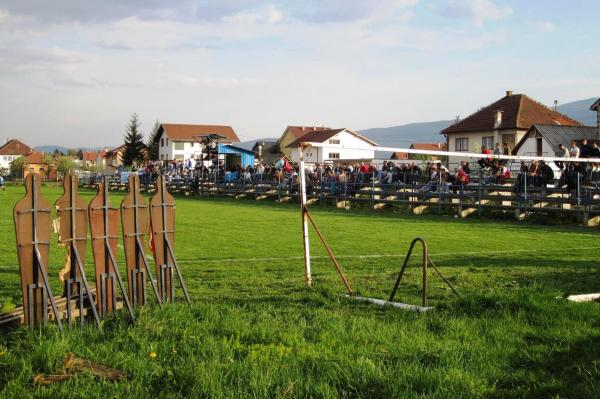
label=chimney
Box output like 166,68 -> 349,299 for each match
494,111 -> 503,129
506,90 -> 513,97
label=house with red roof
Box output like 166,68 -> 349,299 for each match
285,128 -> 378,163
278,126 -> 332,157
153,124 -> 240,161
0,139 -> 33,171
441,91 -> 581,166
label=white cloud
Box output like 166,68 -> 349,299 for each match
222,5 -> 284,24
439,0 -> 513,27
533,20 -> 555,32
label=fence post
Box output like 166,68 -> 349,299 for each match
371,171 -> 375,211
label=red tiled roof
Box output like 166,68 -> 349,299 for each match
0,139 -> 32,155
82,151 -> 97,162
284,126 -> 332,141
410,143 -> 447,151
25,152 -> 46,164
286,128 -> 378,148
442,93 -> 581,135
158,124 -> 239,143
286,128 -> 345,148
390,152 -> 408,160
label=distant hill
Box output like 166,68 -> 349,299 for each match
235,138 -> 278,151
34,145 -> 69,154
359,120 -> 452,149
557,98 -> 597,126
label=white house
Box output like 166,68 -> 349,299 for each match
155,124 -> 240,161
286,128 -> 378,164
0,139 -> 33,172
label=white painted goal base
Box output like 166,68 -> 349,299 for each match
567,293 -> 600,303
344,295 -> 433,312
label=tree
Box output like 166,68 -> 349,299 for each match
122,113 -> 145,167
57,156 -> 74,177
76,149 -> 84,160
146,119 -> 161,161
67,148 -> 77,157
10,156 -> 27,178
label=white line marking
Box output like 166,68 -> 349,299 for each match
1,245 -> 598,270
172,245 -> 600,264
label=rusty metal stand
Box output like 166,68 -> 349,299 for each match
303,207 -> 354,295
121,175 -> 162,308
150,176 -> 191,304
389,237 -> 460,307
56,174 -> 101,330
14,174 -> 63,331
90,177 -> 135,322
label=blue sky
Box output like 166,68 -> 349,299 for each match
0,0 -> 598,147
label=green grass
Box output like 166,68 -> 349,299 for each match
0,183 -> 599,398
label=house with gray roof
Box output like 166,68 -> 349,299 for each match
513,124 -> 598,157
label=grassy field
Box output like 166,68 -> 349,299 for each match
0,183 -> 599,398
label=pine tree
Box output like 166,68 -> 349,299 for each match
122,113 -> 145,167
146,119 -> 161,161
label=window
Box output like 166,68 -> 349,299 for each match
328,139 -> 340,144
174,142 -> 184,151
174,154 -> 184,160
160,154 -> 164,160
166,138 -> 169,146
161,138 -> 164,147
455,138 -> 469,152
482,136 -> 493,150
502,133 -> 515,149
328,153 -> 340,159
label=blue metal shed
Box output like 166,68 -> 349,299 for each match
218,144 -> 255,168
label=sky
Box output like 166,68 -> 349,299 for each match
0,0 -> 599,148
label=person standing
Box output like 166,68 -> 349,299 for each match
0,175 -> 4,192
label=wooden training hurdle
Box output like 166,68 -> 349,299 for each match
4,173 -> 189,330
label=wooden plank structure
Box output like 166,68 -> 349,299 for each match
121,174 -> 162,308
55,174 -> 101,328
89,177 -> 134,321
13,174 -> 63,330
150,176 -> 191,304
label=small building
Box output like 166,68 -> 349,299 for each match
82,149 -> 108,168
218,144 -> 255,169
442,91 -> 581,166
286,128 -> 378,164
155,124 -> 240,161
513,124 -> 598,157
103,145 -> 125,172
0,139 -> 33,172
23,152 -> 55,179
279,126 -> 331,157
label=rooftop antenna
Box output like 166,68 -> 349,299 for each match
554,100 -> 558,112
